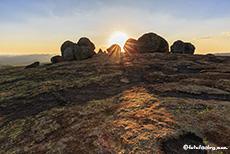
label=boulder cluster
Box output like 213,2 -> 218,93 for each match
25,32 -> 196,68
171,40 -> 195,54
48,37 -> 96,65
108,32 -> 195,56
61,37 -> 96,61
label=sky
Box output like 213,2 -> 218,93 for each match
0,0 -> 230,55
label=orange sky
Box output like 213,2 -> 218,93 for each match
1,31 -> 230,55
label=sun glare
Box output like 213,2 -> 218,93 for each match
109,32 -> 129,51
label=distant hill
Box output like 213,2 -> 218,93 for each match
0,64 -> 12,69
0,54 -> 58,66
214,53 -> 230,56
0,53 -> 229,66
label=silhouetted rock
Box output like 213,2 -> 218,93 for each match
51,55 -> 64,64
97,48 -> 107,55
206,53 -> 215,56
137,32 -> 169,53
123,38 -> 139,54
74,46 -> 95,60
99,49 -> 103,53
62,47 -> 75,61
25,61 -> 40,69
77,37 -> 95,51
61,40 -> 77,56
107,44 -> 121,57
60,37 -> 96,61
184,43 -> 195,54
170,40 -> 184,53
171,40 -> 195,54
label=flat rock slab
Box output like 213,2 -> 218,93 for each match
0,53 -> 230,153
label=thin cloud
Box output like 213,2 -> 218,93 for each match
193,36 -> 215,40
193,31 -> 230,40
221,31 -> 230,35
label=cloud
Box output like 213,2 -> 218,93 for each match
193,36 -> 215,40
221,31 -> 230,35
193,31 -> 230,40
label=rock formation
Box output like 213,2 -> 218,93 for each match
98,48 -> 103,54
123,32 -> 169,54
123,38 -> 139,54
61,37 -> 96,61
51,55 -> 64,64
171,40 -> 195,54
77,37 -> 95,51
1,52 -> 230,154
25,61 -> 40,69
184,42 -> 195,54
137,32 -> 169,53
74,46 -> 95,60
107,44 -> 121,57
60,40 -> 76,56
97,49 -> 107,55
62,47 -> 75,61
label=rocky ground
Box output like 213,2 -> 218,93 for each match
0,52 -> 230,154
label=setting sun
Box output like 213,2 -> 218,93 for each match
108,32 -> 129,51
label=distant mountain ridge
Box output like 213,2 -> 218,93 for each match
214,53 -> 230,56
0,52 -> 229,66
0,54 -> 58,66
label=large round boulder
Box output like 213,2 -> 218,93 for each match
60,40 -> 77,57
73,46 -> 95,60
123,38 -> 139,54
137,32 -> 169,53
62,47 -> 75,61
170,40 -> 185,53
107,44 -> 121,56
171,40 -> 195,54
60,37 -> 96,61
184,43 -> 195,54
77,37 -> 95,51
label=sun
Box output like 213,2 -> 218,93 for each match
108,32 -> 129,51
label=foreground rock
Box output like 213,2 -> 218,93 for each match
171,40 -> 195,54
61,37 -> 96,61
1,52 -> 230,154
25,61 -> 40,69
